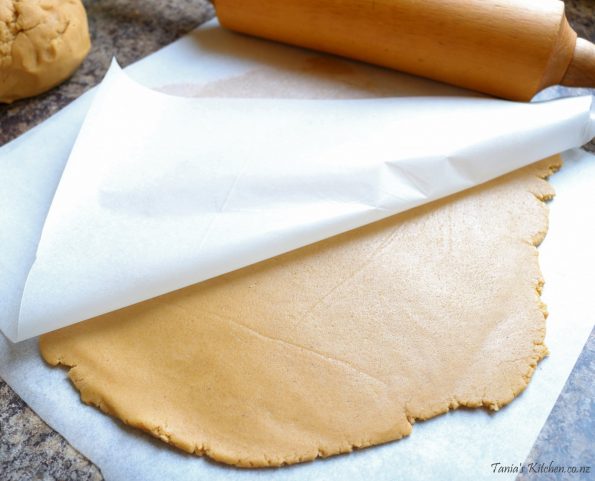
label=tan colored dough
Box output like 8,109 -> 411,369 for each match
40,55 -> 559,467
40,156 -> 559,467
0,0 -> 90,103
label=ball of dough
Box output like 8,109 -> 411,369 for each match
0,0 -> 90,103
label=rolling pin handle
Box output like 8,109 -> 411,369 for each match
561,38 -> 595,88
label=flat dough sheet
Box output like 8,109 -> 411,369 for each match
40,55 -> 560,467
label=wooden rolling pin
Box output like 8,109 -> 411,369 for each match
213,0 -> 595,100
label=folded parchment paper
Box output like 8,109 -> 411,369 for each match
0,34 -> 593,341
0,19 -> 594,481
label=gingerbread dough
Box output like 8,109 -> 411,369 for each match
40,56 -> 559,467
0,0 -> 90,103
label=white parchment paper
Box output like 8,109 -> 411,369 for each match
1,24 -> 594,341
1,19 -> 594,481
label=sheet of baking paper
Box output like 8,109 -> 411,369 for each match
0,18 -> 594,481
2,32 -> 594,342
1,148 -> 593,481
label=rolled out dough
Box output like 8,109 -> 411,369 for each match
40,55 -> 560,467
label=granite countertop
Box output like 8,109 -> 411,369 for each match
1,1 -> 594,480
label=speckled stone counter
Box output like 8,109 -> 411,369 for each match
1,1 -> 593,480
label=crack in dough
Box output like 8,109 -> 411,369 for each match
165,300 -> 389,388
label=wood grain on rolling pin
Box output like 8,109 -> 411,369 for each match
214,0 -> 592,100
